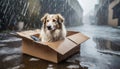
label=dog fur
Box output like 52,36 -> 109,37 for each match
40,13 -> 67,42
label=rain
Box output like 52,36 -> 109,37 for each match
0,0 -> 120,69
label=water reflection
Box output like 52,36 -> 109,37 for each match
0,47 -> 22,69
94,38 -> 120,51
21,54 -> 87,69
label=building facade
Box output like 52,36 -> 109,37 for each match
95,0 -> 120,27
108,0 -> 120,27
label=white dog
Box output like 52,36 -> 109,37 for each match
40,13 -> 67,42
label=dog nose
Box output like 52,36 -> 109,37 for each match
47,26 -> 51,30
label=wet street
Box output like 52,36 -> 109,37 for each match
0,24 -> 120,69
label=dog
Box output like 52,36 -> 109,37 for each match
40,13 -> 67,42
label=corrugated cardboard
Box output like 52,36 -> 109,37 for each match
17,29 -> 89,63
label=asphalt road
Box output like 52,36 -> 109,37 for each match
0,24 -> 120,69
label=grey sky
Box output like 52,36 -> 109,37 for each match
78,0 -> 98,16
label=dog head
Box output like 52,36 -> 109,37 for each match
41,13 -> 64,31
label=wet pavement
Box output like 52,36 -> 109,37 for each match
0,24 -> 120,69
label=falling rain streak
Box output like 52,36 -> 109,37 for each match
0,0 -> 83,31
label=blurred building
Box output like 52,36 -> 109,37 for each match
40,0 -> 83,27
95,0 -> 111,25
67,0 -> 83,26
94,4 -> 99,24
95,0 -> 120,27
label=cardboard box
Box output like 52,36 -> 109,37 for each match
17,29 -> 89,63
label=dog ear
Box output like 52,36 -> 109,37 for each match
57,14 -> 64,23
41,13 -> 49,23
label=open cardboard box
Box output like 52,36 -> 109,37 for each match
17,29 -> 89,63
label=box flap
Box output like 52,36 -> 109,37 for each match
40,38 -> 77,55
17,29 -> 40,40
67,33 -> 89,45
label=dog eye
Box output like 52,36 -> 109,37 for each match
47,20 -> 49,22
53,19 -> 56,22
